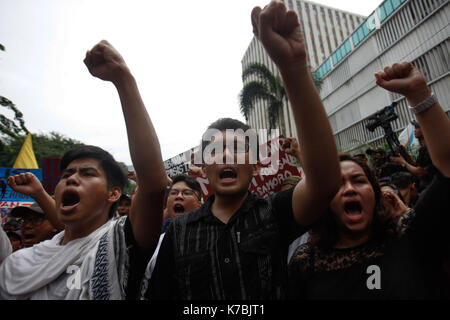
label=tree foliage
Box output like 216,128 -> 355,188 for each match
0,132 -> 85,168
239,63 -> 322,133
239,63 -> 286,131
1,96 -> 29,138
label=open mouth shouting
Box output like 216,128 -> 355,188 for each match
218,167 -> 238,184
343,201 -> 363,223
173,204 -> 185,214
60,189 -> 81,214
22,231 -> 36,246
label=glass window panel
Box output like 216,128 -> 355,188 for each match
352,33 -> 360,47
392,0 -> 401,9
379,6 -> 387,21
385,0 -> 394,16
358,28 -> 364,40
345,40 -> 351,52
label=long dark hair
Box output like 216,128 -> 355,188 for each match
310,153 -> 387,250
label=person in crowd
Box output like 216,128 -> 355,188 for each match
10,202 -> 59,248
281,175 -> 302,191
188,150 -> 206,179
0,227 -> 12,264
390,171 -> 419,207
140,174 -> 202,298
390,120 -> 436,192
379,182 -> 410,224
353,152 -> 368,165
116,194 -> 132,218
0,40 -> 166,300
147,1 -> 341,300
2,220 -> 20,234
282,137 -> 302,165
366,148 -> 406,181
6,231 -> 22,252
162,174 -> 202,233
289,61 -> 450,299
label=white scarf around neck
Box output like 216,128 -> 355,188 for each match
0,218 -> 124,300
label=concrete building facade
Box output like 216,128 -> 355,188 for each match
241,0 -> 366,139
317,0 -> 449,153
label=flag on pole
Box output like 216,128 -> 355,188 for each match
13,133 -> 39,169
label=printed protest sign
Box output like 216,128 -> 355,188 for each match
0,168 -> 43,208
164,136 -> 302,201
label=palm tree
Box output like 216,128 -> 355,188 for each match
239,62 -> 322,135
239,63 -> 286,134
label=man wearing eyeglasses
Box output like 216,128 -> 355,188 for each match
166,175 -> 202,220
10,202 -> 59,248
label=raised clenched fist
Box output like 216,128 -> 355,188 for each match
84,40 -> 130,84
251,1 -> 307,72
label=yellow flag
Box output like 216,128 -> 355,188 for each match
13,133 -> 39,169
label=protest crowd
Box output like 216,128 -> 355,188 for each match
1,1 -> 449,301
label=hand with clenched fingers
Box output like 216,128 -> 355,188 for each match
251,1 -> 307,72
374,62 -> 430,107
83,40 -> 130,85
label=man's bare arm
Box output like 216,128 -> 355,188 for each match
376,62 -> 450,177
84,40 -> 166,248
252,1 -> 340,225
7,172 -> 64,230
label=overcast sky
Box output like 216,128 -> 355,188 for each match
0,0 -> 383,166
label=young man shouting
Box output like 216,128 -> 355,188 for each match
0,40 -> 166,300
147,1 -> 341,300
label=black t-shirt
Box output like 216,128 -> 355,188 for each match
288,172 -> 450,299
416,146 -> 437,191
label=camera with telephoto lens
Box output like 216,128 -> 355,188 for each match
365,102 -> 400,156
365,102 -> 398,132
365,102 -> 417,165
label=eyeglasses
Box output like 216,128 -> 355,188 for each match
168,189 -> 198,198
18,215 -> 45,226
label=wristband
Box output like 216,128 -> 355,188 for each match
408,94 -> 437,115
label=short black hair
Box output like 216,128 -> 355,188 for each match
60,145 -> 127,218
201,118 -> 258,162
170,174 -> 202,200
390,171 -> 417,190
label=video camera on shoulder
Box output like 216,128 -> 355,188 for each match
365,102 -> 400,157
365,102 -> 398,132
364,102 -> 416,166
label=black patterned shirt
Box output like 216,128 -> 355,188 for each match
147,188 -> 307,300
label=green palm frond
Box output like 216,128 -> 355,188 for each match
242,63 -> 285,100
239,81 -> 275,120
